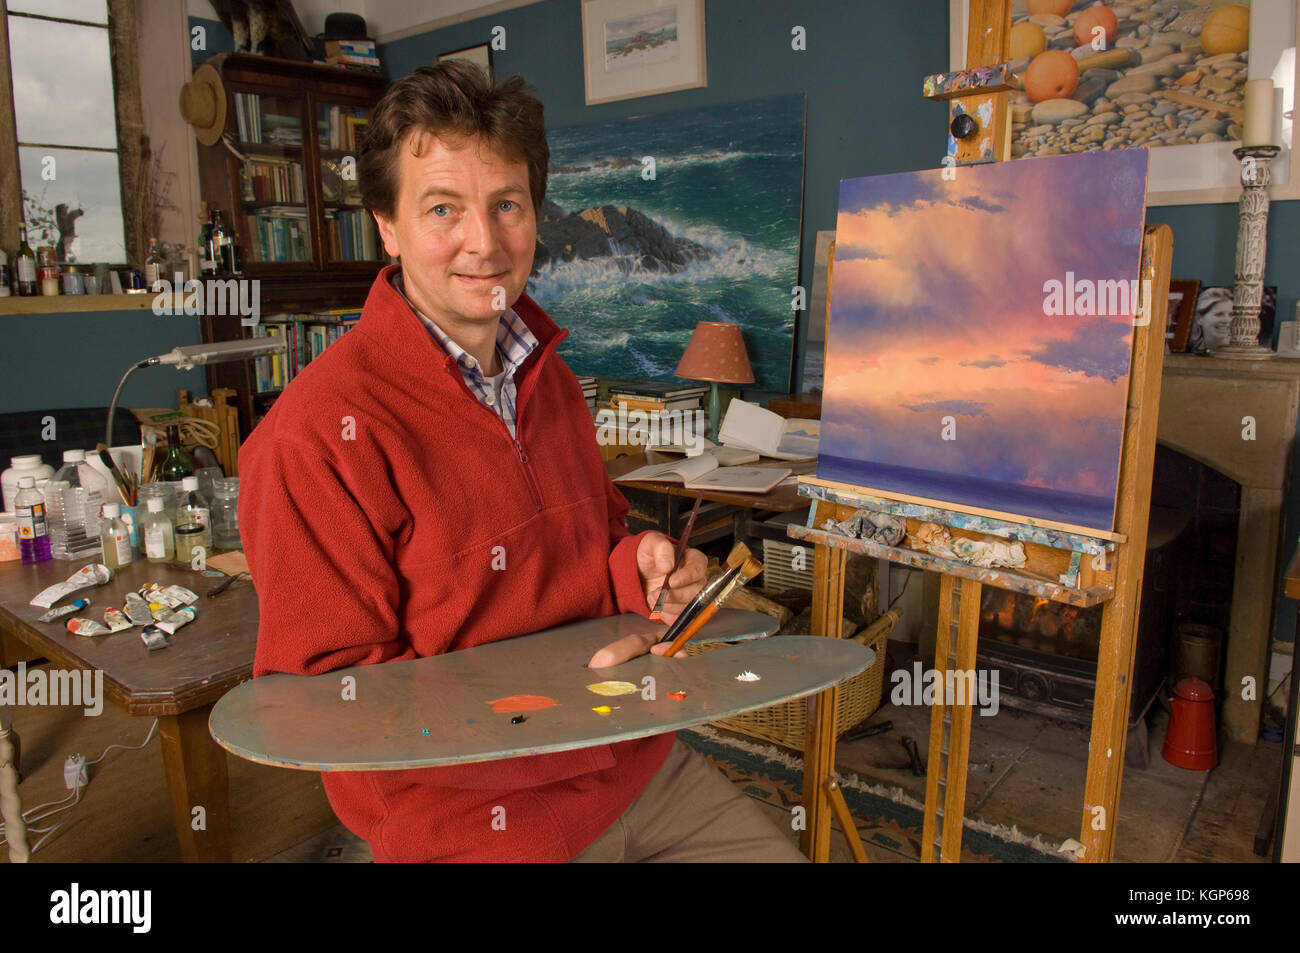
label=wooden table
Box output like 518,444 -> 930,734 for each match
606,452 -> 815,548
0,557 -> 257,862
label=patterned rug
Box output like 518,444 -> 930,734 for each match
678,725 -> 1067,863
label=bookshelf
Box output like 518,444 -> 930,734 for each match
192,54 -> 388,437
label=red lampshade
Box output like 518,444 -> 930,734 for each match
675,321 -> 755,384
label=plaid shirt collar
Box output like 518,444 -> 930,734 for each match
390,269 -> 539,386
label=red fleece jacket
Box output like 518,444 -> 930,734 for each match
238,264 -> 673,861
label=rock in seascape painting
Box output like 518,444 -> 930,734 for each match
819,150 -> 1149,534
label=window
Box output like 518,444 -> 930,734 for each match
3,0 -> 134,265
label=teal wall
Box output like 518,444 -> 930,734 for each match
0,309 -> 207,414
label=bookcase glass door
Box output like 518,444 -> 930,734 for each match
233,92 -> 312,264
316,101 -> 383,263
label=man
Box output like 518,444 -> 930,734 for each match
239,61 -> 805,862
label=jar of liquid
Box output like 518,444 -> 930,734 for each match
211,477 -> 240,549
141,496 -> 174,563
173,475 -> 212,563
99,502 -> 133,569
37,246 -> 59,296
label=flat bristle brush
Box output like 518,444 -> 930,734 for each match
661,554 -> 764,657
657,541 -> 752,646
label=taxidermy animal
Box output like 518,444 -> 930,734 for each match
207,0 -> 312,60
55,203 -> 84,262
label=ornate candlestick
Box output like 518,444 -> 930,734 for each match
1210,145 -> 1280,360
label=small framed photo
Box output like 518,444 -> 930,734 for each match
581,0 -> 707,106
1188,285 -> 1278,353
1165,279 -> 1200,353
438,43 -> 493,82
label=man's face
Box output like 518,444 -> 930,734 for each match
373,131 -> 536,336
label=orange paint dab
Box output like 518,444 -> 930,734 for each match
487,694 -> 557,713
668,691 -> 686,700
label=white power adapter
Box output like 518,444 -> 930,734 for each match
63,754 -> 87,790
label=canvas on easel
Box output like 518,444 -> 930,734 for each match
818,150 -> 1149,536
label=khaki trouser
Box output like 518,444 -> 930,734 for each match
572,739 -> 810,862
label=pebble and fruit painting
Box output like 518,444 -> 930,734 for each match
1010,0 -> 1252,158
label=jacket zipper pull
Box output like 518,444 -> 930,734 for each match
514,440 -> 528,463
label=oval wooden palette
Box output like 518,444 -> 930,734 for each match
209,609 -> 874,771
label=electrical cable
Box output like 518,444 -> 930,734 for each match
0,718 -> 158,856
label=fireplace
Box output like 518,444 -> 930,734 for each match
974,502 -> 1190,767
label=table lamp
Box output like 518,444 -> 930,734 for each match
675,321 -> 755,441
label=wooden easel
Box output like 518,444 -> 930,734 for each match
792,0 -> 1173,863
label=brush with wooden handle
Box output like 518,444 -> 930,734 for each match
658,542 -> 754,649
649,495 -> 703,622
661,551 -> 763,657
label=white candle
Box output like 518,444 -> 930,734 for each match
1243,78 -> 1274,147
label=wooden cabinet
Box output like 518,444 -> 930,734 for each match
192,53 -> 388,438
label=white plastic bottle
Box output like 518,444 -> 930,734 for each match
45,449 -> 108,560
2,454 -> 55,512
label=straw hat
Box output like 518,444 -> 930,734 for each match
178,64 -> 227,147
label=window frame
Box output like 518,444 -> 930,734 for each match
0,0 -> 145,268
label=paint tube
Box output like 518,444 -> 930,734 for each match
154,605 -> 196,636
102,608 -> 132,633
37,598 -> 89,623
124,592 -> 153,626
140,626 -> 170,651
140,583 -> 198,612
67,617 -> 110,637
30,564 -> 114,609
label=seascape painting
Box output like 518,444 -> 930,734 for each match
527,93 -> 805,392
605,8 -> 679,72
819,150 -> 1150,533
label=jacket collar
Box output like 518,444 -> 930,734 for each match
357,264 -> 569,387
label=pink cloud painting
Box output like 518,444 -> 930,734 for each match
818,150 -> 1148,533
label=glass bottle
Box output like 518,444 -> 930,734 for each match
211,477 -> 240,549
14,476 -> 52,564
141,496 -> 175,563
160,424 -> 195,483
144,236 -> 164,289
210,211 -> 230,275
99,502 -> 133,569
15,224 -> 37,296
173,475 -> 212,564
198,203 -> 216,277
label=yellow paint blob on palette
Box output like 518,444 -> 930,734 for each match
586,680 -> 638,697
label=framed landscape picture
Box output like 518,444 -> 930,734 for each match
581,0 -> 707,105
437,43 -> 493,82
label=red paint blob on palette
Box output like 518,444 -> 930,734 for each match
487,694 -> 557,713
667,691 -> 686,700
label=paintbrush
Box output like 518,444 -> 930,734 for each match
649,495 -> 703,621
661,551 -> 764,657
658,541 -> 751,646
96,443 -> 133,506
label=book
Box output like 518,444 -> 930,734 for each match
646,437 -> 758,466
610,382 -> 709,401
614,452 -> 790,493
718,400 -> 820,460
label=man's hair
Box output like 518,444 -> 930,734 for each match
359,61 -> 549,219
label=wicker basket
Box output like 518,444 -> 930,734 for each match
687,610 -> 896,750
